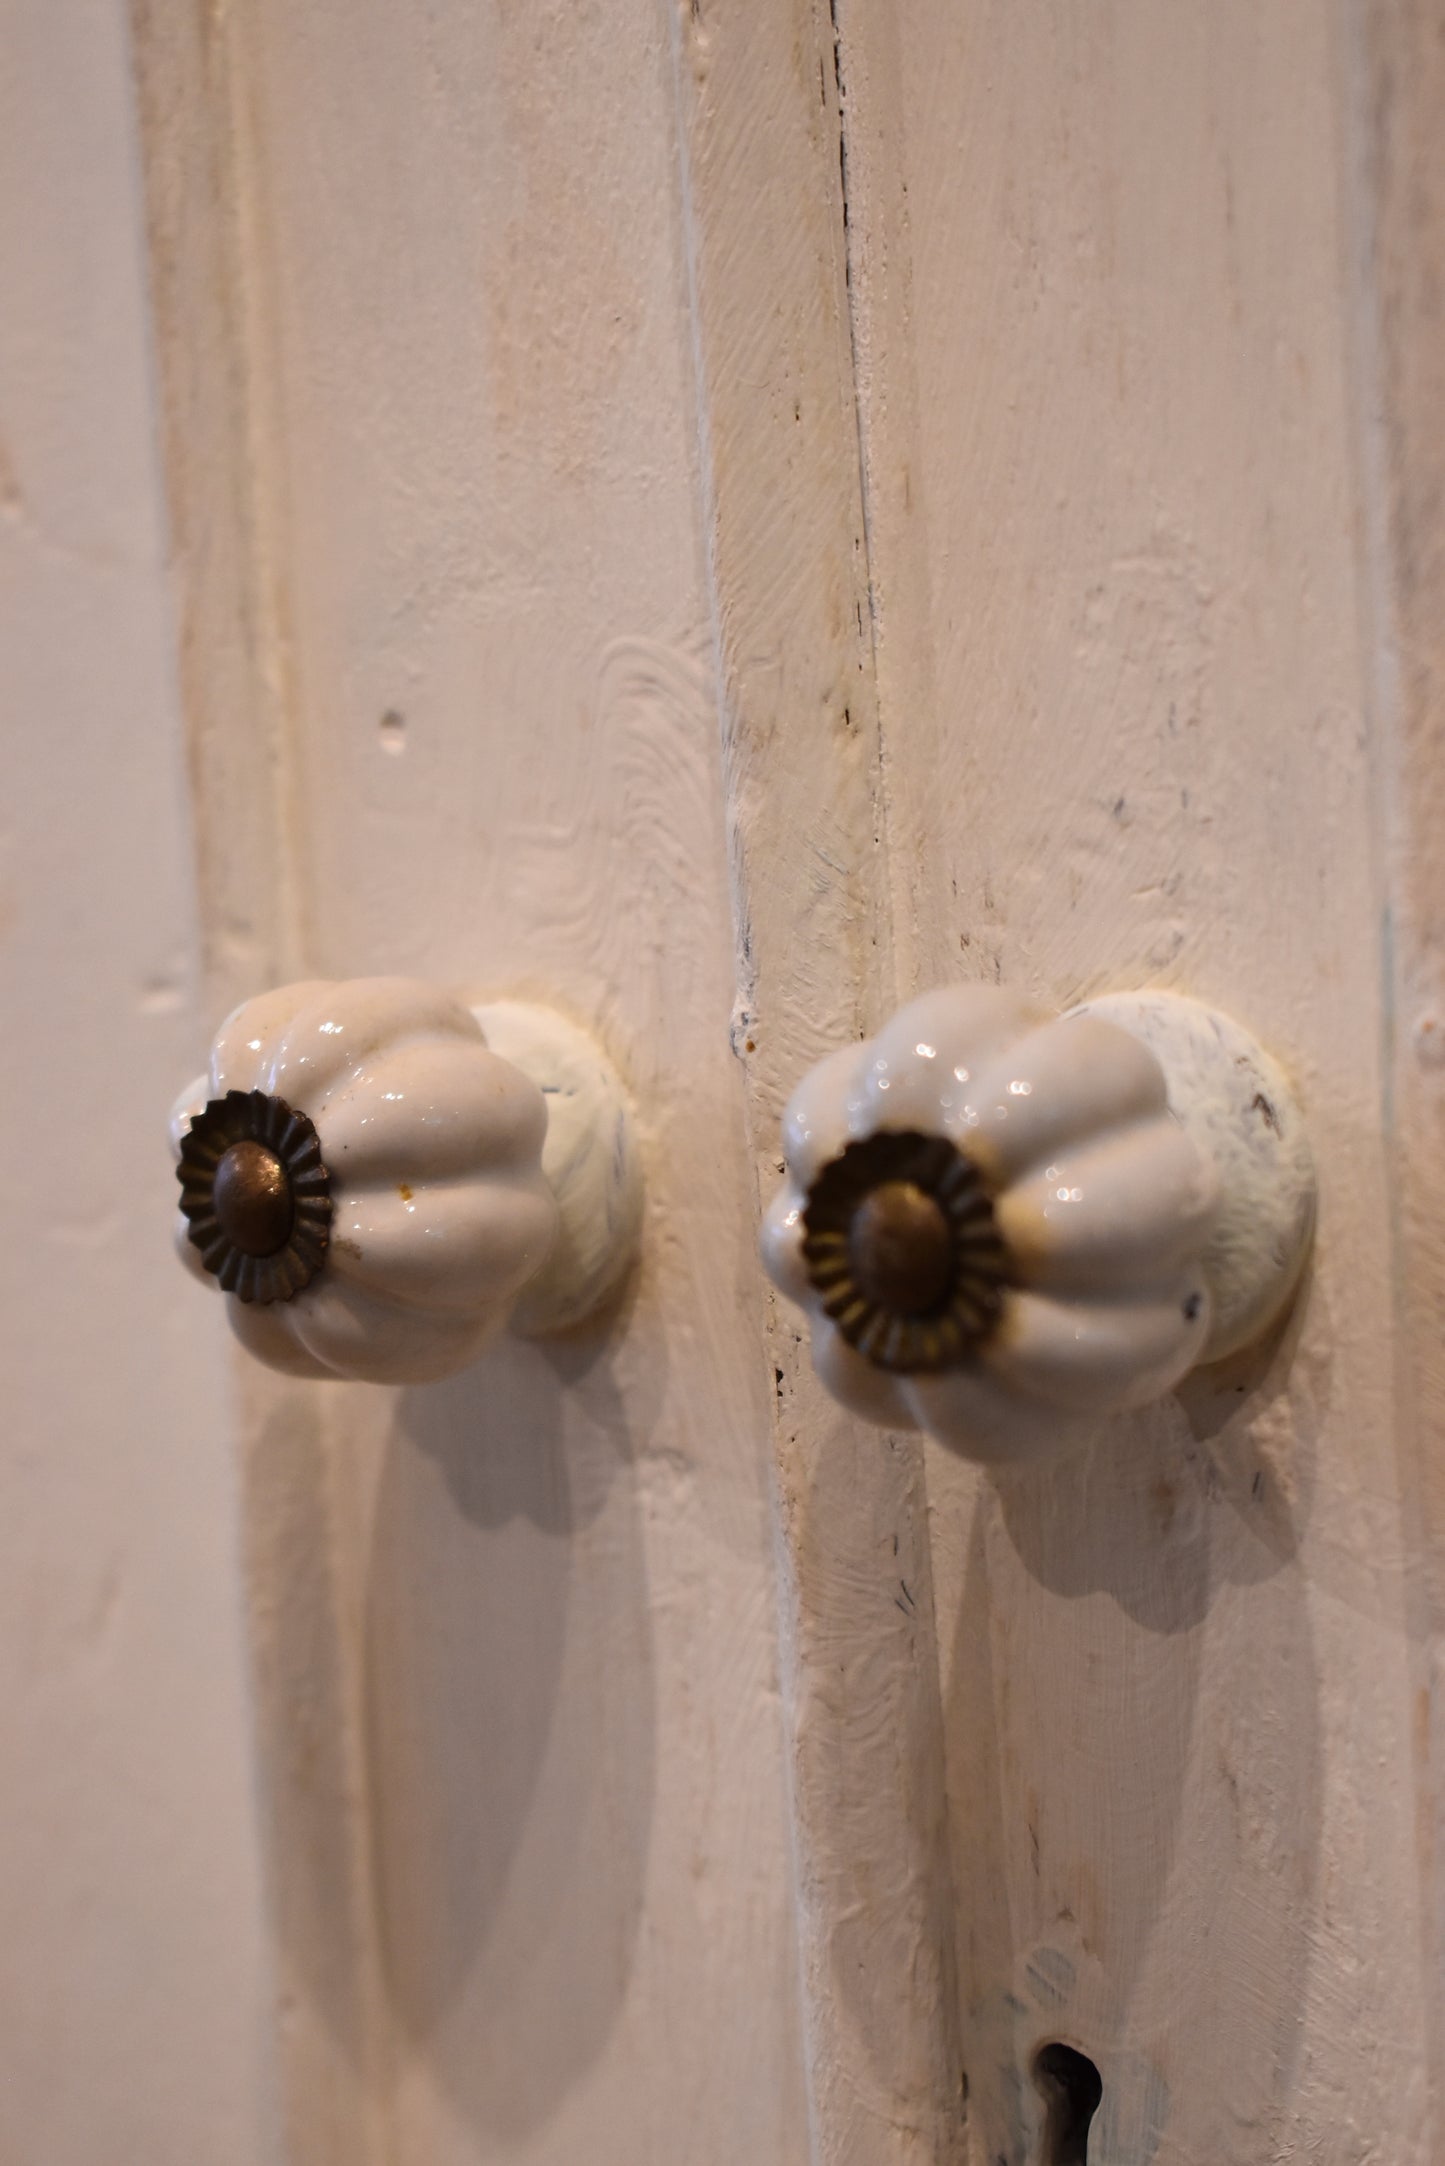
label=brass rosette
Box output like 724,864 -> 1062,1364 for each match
177,1088 -> 332,1304
801,1129 -> 1010,1373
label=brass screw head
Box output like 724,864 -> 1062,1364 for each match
212,1140 -> 295,1258
848,1180 -> 955,1314
801,1129 -> 1010,1372
177,1088 -> 332,1304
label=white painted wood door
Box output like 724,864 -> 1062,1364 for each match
6,2 -> 1444,2162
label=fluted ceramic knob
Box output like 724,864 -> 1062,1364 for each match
170,978 -> 641,1383
761,985 -> 1315,1465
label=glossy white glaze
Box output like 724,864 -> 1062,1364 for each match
171,978 -> 640,1382
471,999 -> 644,1337
763,983 -> 1313,1464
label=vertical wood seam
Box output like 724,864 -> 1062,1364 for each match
667,1 -> 966,2155
1337,2 -> 1445,2149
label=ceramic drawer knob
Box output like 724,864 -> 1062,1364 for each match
170,978 -> 641,1384
761,984 -> 1315,1465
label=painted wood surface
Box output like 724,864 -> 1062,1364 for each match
1350,0 -> 1445,2141
834,2 -> 1436,2157
0,2 -> 283,2160
11,0 -> 1445,2160
670,2 -> 966,2156
132,2 -> 810,2161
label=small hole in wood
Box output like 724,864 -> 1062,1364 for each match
378,709 -> 407,756
1033,2042 -> 1102,2166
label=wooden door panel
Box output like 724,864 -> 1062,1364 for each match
833,2 -> 1433,2157
133,3 -> 810,2161
53,1 -> 1443,2160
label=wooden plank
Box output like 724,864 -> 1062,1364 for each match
834,1 -> 1431,2157
135,0 -> 816,2156
671,3 -> 967,2158
1348,0 -> 1445,2147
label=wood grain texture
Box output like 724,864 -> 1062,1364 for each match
116,0 -> 1445,2158
128,0 -> 304,999
835,2 -> 1433,2158
136,0 -> 811,2159
671,3 -> 966,2158
1347,1 -> 1445,2149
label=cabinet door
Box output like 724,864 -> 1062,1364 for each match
8,2 -> 1442,2162
703,2 -> 1444,2160
127,4 -> 810,2163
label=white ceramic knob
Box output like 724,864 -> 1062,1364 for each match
761,984 -> 1314,1465
170,977 -> 641,1384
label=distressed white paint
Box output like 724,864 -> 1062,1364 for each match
132,1 -> 810,2161
1081,990 -> 1316,1363
833,1 -> 1437,2156
11,0 -> 1445,2159
669,5 -> 967,2155
1347,0 -> 1445,2137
